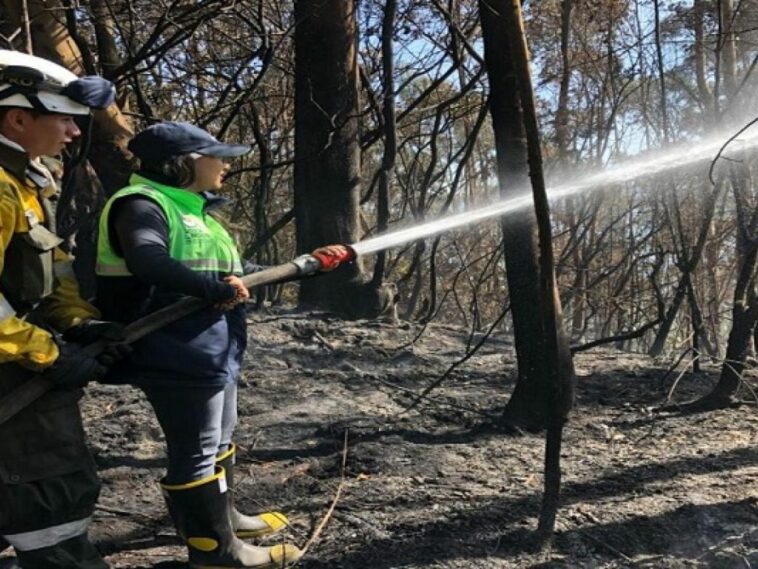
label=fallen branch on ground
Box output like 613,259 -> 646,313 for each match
301,430 -> 349,557
370,376 -> 495,419
666,354 -> 700,403
402,303 -> 510,413
658,347 -> 693,392
571,318 -> 662,353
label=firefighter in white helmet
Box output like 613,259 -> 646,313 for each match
0,50 -> 119,568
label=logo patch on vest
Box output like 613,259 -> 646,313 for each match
181,214 -> 210,235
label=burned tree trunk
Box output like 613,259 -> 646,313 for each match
480,0 -> 576,541
479,0 -> 550,431
294,0 -> 394,318
372,0 -> 396,287
685,165 -> 758,410
649,178 -> 724,357
685,247 -> 756,410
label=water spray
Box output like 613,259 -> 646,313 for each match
351,125 -> 758,256
241,124 -> 758,284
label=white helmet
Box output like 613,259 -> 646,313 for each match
0,50 -> 114,115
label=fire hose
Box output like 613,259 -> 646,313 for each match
0,246 -> 356,427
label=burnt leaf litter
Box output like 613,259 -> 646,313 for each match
71,310 -> 756,568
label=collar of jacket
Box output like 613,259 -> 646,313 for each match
200,191 -> 231,212
0,134 -> 51,190
129,173 -> 231,213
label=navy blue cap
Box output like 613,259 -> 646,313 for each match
128,122 -> 251,162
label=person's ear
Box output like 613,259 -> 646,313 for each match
2,108 -> 33,137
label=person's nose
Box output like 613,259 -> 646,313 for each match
67,120 -> 82,139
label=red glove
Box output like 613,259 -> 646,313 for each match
311,245 -> 354,272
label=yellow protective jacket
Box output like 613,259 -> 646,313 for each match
0,137 -> 99,371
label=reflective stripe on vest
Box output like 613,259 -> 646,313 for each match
3,516 -> 91,551
0,296 -> 15,322
95,174 -> 243,277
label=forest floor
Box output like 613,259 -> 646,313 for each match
68,310 -> 757,567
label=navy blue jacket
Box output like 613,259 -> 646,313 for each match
95,191 -> 247,388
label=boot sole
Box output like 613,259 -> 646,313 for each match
235,527 -> 284,539
189,561 -> 297,569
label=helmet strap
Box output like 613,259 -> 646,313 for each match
23,93 -> 49,113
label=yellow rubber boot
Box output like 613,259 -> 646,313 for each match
216,444 -> 289,539
161,468 -> 302,568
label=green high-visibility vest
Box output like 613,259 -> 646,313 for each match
96,174 -> 243,277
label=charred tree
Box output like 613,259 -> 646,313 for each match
294,0 -> 394,318
372,0 -> 396,287
479,0 -> 552,431
649,178 -> 724,357
480,0 -> 576,541
684,163 -> 758,410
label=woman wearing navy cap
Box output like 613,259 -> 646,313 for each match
95,122 -> 346,569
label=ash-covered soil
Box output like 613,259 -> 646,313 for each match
77,310 -> 756,568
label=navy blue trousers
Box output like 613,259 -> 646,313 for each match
142,383 -> 238,484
